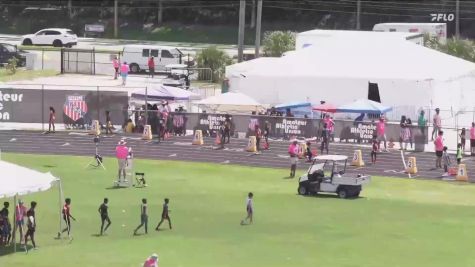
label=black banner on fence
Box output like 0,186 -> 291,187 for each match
0,88 -> 128,126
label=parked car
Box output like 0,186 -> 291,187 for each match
21,28 -> 78,47
0,43 -> 27,67
122,45 -> 194,74
297,155 -> 371,198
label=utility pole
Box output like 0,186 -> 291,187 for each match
238,0 -> 246,62
250,0 -> 256,29
114,0 -> 118,38
158,0 -> 163,25
68,0 -> 72,18
255,0 -> 262,58
455,0 -> 460,38
356,0 -> 361,30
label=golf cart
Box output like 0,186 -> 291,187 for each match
297,155 -> 370,199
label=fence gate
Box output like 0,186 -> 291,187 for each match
61,48 -> 121,75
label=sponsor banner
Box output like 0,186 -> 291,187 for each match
0,88 -> 128,125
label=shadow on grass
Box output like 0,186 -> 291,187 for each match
0,243 -> 33,256
298,193 -> 365,200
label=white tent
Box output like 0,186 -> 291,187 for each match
195,92 -> 264,113
1,160 -> 62,252
228,35 -> 475,123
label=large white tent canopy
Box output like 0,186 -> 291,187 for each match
0,160 -> 58,198
195,92 -> 264,113
227,32 -> 475,122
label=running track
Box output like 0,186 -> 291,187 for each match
0,130 -> 474,181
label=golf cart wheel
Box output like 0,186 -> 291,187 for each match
22,39 -> 32,46
337,188 -> 348,199
298,185 -> 307,195
130,63 -> 140,73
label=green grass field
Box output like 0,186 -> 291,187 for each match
2,153 -> 475,267
0,69 -> 58,82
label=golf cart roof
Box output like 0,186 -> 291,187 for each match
315,155 -> 348,161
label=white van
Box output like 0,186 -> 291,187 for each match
372,23 -> 447,43
122,45 -> 185,73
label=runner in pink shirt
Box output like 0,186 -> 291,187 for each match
376,116 -> 387,151
434,130 -> 444,168
323,115 -> 335,141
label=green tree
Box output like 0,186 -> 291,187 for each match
424,35 -> 475,63
196,46 -> 233,83
262,31 -> 296,57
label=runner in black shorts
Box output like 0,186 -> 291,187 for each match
59,198 -> 75,239
98,198 -> 111,235
155,198 -> 172,231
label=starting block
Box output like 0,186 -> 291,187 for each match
406,157 -> 418,174
456,164 -> 468,182
351,150 -> 365,167
90,120 -> 100,135
246,136 -> 257,152
142,125 -> 152,140
192,130 -> 204,145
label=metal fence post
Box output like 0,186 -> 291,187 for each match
97,86 -> 100,122
145,86 -> 148,125
92,47 -> 96,75
42,49 -> 44,70
60,48 -> 64,74
41,85 -> 44,132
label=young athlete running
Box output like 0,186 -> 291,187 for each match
240,192 -> 254,225
134,198 -> 148,235
155,198 -> 172,231
59,198 -> 75,239
99,198 -> 111,235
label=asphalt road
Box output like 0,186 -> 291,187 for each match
1,130 -> 473,181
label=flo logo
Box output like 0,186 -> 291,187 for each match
430,13 -> 455,22
63,95 -> 88,121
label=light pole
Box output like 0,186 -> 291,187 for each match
255,0 -> 263,58
238,0 -> 246,62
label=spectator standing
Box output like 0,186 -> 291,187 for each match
371,135 -> 378,164
148,57 -> 155,78
460,128 -> 466,153
417,110 -> 427,137
0,202 -> 11,245
263,121 -> 270,149
432,108 -> 442,141
471,122 -> 475,156
399,116 -> 410,150
24,201 -> 37,251
120,62 -> 130,86
434,131 -> 444,169
320,123 -> 329,154
255,124 -> 262,152
406,118 -> 414,149
116,139 -> 128,182
15,200 -> 27,246
288,141 -> 299,178
48,107 -> 56,133
376,116 -> 387,151
112,56 -> 119,80
323,114 -> 335,142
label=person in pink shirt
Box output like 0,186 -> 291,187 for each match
143,253 -> 159,267
112,56 -> 120,80
120,62 -> 130,86
376,116 -> 387,151
470,122 -> 475,156
116,139 -> 129,182
434,130 -> 444,169
15,200 -> 27,245
323,114 -> 335,141
288,140 -> 299,178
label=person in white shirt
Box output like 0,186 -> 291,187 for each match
240,192 -> 254,225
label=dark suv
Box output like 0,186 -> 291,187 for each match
0,43 -> 27,67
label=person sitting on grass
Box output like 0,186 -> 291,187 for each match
240,192 -> 254,225
143,253 -> 159,267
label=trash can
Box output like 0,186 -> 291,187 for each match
414,134 -> 425,152
25,53 -> 36,70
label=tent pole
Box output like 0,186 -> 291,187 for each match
13,194 -> 17,252
58,178 -> 64,237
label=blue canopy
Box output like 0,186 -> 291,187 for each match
336,99 -> 392,114
275,102 -> 312,110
